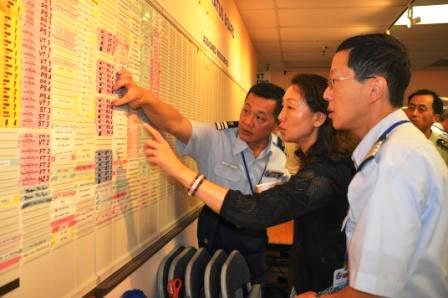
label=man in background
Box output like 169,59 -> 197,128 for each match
113,71 -> 289,283
437,109 -> 448,132
406,89 -> 448,166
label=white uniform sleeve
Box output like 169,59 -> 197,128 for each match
348,148 -> 431,297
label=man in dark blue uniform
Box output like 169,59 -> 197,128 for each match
113,70 -> 289,283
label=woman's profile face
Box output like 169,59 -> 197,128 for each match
278,85 -> 323,148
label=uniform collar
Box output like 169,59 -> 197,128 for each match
233,129 -> 273,158
352,109 -> 408,168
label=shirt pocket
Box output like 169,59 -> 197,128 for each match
214,161 -> 242,182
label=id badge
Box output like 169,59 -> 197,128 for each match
333,267 -> 349,288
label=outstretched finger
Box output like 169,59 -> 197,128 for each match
112,94 -> 130,106
142,123 -> 164,142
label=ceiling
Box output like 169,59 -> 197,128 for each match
234,0 -> 448,72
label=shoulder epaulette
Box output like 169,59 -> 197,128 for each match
271,133 -> 286,153
215,121 -> 239,130
432,125 -> 445,133
436,136 -> 448,151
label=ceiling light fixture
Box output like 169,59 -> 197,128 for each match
394,4 -> 448,27
405,4 -> 420,28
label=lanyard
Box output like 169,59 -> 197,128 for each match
241,151 -> 269,195
356,120 -> 409,172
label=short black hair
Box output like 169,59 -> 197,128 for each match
336,33 -> 411,107
408,89 -> 443,115
245,82 -> 285,118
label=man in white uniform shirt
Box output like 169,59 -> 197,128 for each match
299,34 -> 448,298
406,89 -> 448,166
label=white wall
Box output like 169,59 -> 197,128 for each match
106,220 -> 198,297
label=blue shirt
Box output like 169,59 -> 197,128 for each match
176,121 -> 289,194
176,120 -> 289,283
345,109 -> 448,297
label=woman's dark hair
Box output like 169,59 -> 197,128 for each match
291,74 -> 358,165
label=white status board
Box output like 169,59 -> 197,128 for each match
0,0 -> 248,296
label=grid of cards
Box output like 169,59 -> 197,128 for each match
0,0 -> 162,278
0,0 -> 245,293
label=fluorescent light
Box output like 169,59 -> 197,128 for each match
395,4 -> 448,26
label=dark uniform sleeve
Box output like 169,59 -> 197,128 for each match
220,159 -> 352,229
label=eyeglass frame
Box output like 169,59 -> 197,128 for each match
327,76 -> 376,89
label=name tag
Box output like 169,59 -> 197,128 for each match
264,170 -> 284,178
333,267 -> 349,288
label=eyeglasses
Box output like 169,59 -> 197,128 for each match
327,76 -> 375,89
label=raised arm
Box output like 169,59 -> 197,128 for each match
143,123 -> 351,229
143,123 -> 229,212
113,69 -> 192,144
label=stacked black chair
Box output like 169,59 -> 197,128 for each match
204,250 -> 227,298
168,247 -> 197,297
157,246 -> 185,297
185,247 -> 211,298
220,250 -> 262,298
158,247 -> 261,298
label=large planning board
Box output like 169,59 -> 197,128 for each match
0,0 -> 248,296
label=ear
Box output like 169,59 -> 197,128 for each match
369,76 -> 387,103
313,111 -> 327,128
433,114 -> 440,123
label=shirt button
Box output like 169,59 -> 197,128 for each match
204,238 -> 208,244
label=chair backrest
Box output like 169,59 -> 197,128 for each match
204,250 -> 227,298
157,246 -> 185,298
168,246 -> 197,298
220,251 -> 252,298
185,247 -> 211,298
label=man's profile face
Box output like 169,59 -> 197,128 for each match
238,93 -> 278,145
406,94 -> 437,133
323,50 -> 370,137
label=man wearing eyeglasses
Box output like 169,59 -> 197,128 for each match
298,34 -> 448,298
406,89 -> 448,166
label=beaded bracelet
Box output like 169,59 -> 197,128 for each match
187,174 -> 205,196
191,175 -> 205,196
188,174 -> 200,191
